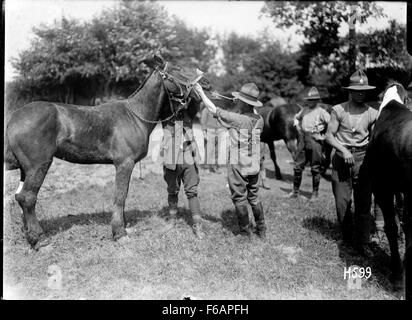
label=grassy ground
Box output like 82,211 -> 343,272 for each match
3,139 -> 403,300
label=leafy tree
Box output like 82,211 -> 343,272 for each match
12,17 -> 103,104
9,0 -> 217,106
261,1 -> 412,104
358,20 -> 411,69
219,32 -> 261,76
243,42 -> 303,102
261,1 -> 385,84
211,34 -> 303,103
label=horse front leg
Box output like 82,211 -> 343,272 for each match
15,162 -> 52,247
111,158 -> 134,241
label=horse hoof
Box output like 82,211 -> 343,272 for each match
26,229 -> 45,248
112,228 -> 128,241
117,235 -> 131,244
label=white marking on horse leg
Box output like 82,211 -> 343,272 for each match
15,181 -> 24,194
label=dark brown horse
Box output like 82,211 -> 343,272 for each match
258,102 -> 301,180
359,82 -> 412,294
4,54 -> 206,247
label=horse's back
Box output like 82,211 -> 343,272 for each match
258,103 -> 300,142
369,101 -> 412,192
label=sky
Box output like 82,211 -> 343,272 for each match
4,0 -> 408,81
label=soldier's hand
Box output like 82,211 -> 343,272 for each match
342,149 -> 354,166
193,83 -> 203,94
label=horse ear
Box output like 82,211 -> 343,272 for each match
153,53 -> 166,68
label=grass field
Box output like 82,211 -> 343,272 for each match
3,129 -> 404,300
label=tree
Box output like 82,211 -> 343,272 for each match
12,17 -> 103,104
261,1 -> 385,84
211,34 -> 303,103
9,0 -> 217,106
243,42 -> 303,102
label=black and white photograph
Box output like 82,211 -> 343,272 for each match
3,0 -> 411,302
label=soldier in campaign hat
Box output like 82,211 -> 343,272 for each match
194,82 -> 267,239
288,87 -> 330,201
325,69 -> 378,258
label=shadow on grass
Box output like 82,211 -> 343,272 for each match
302,215 -> 398,294
203,209 -> 240,235
265,168 -> 294,183
157,206 -> 200,229
40,209 -> 153,237
279,187 -> 312,199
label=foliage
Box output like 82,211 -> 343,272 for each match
9,0 -> 217,106
213,34 -> 303,103
358,20 -> 412,70
261,1 -> 412,104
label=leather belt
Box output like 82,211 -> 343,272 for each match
346,145 -> 368,153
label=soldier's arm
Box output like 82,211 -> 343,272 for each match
325,110 -> 354,165
193,83 -> 245,129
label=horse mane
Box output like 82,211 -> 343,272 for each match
384,79 -> 407,102
127,69 -> 156,99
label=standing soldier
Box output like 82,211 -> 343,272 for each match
288,87 -> 331,200
194,83 -> 266,239
325,70 -> 378,257
161,99 -> 205,239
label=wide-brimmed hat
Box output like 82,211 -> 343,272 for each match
304,87 -> 321,100
232,83 -> 263,107
343,70 -> 376,90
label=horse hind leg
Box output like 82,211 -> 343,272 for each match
268,141 -> 282,180
404,192 -> 412,299
15,169 -> 26,195
376,192 -> 403,289
16,161 -> 52,247
111,158 -> 134,241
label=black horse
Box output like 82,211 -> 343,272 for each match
258,103 -> 301,180
360,82 -> 412,293
4,53 -> 207,247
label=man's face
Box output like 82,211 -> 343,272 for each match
306,99 -> 318,108
235,99 -> 253,113
349,90 -> 367,104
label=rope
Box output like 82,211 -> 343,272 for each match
210,91 -> 236,101
125,99 -> 178,124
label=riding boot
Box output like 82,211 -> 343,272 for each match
168,194 -> 178,217
287,172 -> 302,198
251,202 -> 266,239
309,173 -> 320,201
188,197 -> 204,239
234,203 -> 252,237
260,168 -> 270,190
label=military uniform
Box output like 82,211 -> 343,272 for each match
212,83 -> 266,238
327,71 -> 378,254
161,101 -> 204,238
200,107 -> 227,172
291,87 -> 330,200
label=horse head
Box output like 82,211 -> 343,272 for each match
137,52 -> 211,121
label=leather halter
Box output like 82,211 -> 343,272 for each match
126,63 -> 201,124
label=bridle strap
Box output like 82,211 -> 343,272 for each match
126,65 -> 197,124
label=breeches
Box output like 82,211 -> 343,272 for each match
163,163 -> 200,199
227,164 -> 260,206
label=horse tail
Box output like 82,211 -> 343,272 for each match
4,129 -> 20,170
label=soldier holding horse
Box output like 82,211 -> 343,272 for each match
5,53 -> 208,247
